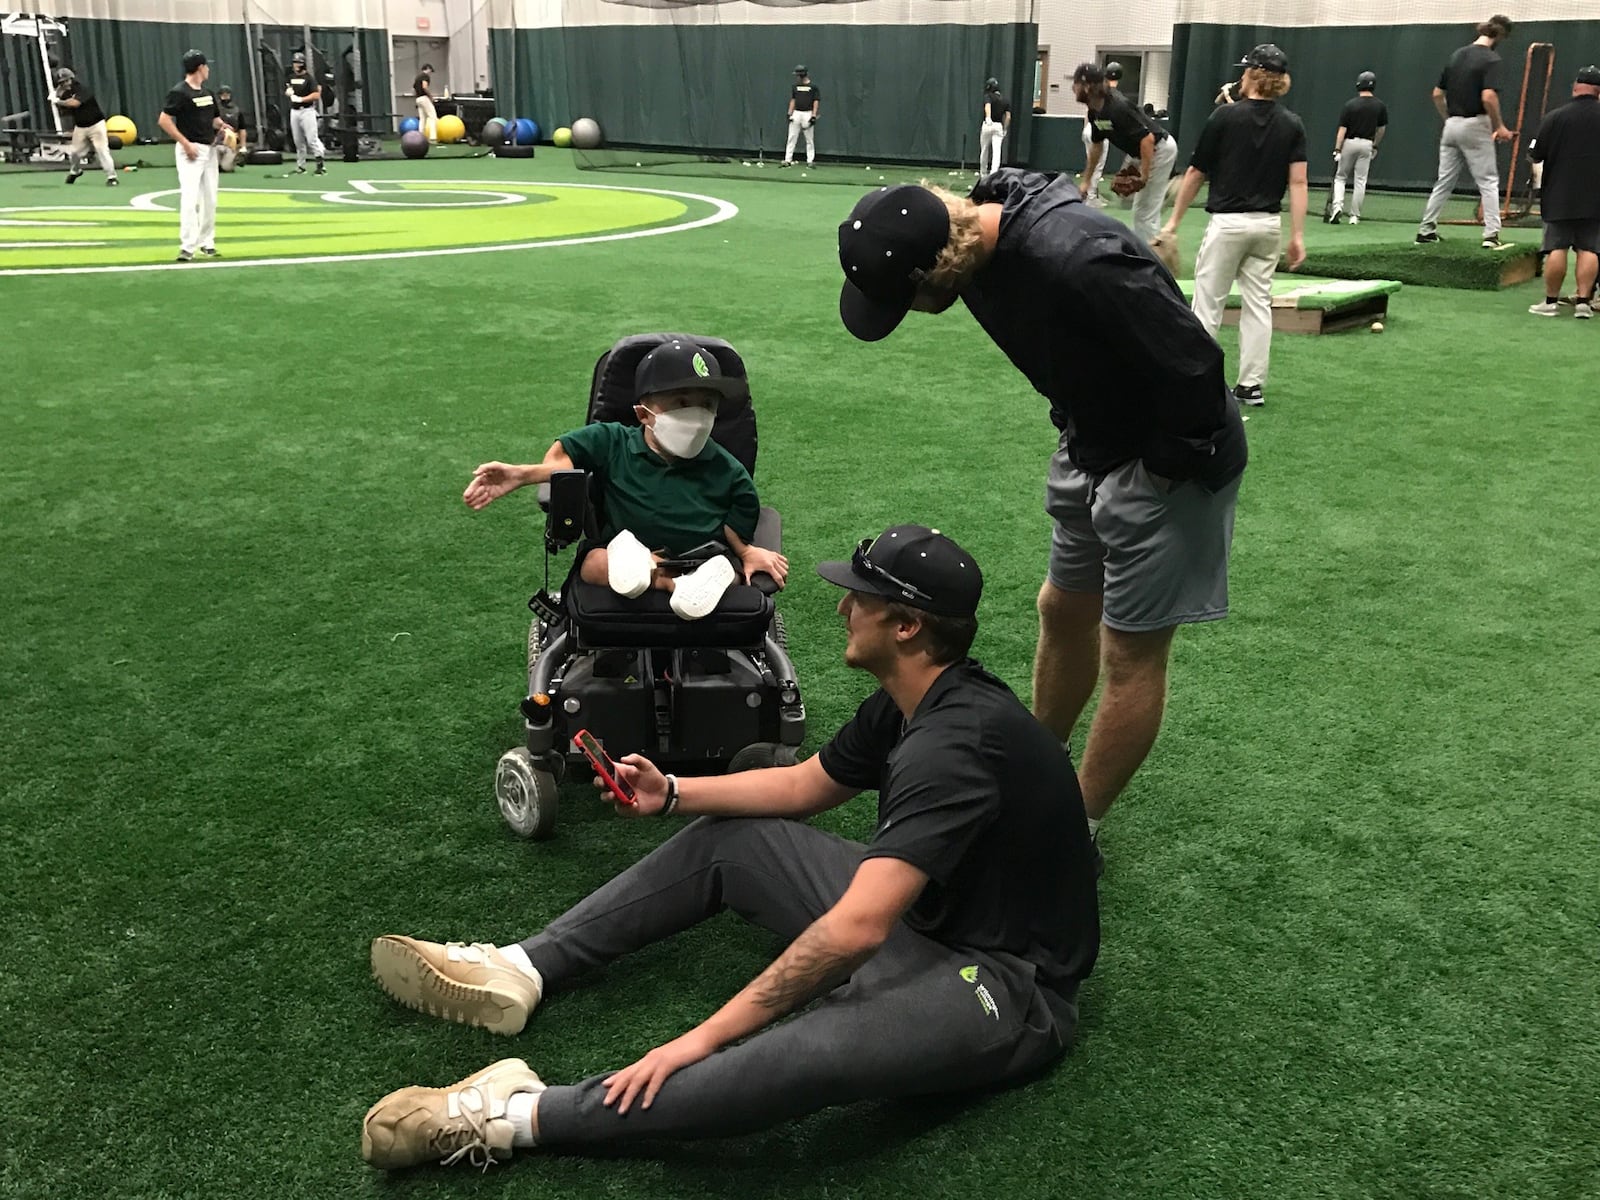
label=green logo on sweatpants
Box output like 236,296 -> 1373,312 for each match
959,965 -> 979,984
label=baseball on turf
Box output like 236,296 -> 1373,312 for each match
1370,321 -> 1384,333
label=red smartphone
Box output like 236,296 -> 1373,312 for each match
572,729 -> 637,806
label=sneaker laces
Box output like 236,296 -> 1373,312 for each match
433,1084 -> 497,1171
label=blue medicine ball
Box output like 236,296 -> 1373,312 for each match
399,116 -> 420,134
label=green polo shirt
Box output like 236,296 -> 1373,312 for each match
558,422 -> 760,555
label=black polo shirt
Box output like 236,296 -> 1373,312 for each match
819,658 -> 1099,1017
414,73 -> 431,97
1530,95 -> 1600,222
1338,95 -> 1388,141
287,69 -> 319,107
791,82 -> 819,112
59,81 -> 106,128
1088,87 -> 1166,158
983,92 -> 1011,123
1440,44 -> 1502,117
1191,98 -> 1308,214
162,81 -> 218,145
961,169 -> 1248,487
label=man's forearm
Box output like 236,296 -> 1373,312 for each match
1165,167 -> 1205,228
1432,90 -> 1447,120
1290,178 -> 1307,240
676,766 -> 827,819
1082,143 -> 1103,181
157,114 -> 186,146
697,913 -> 879,1049
1139,136 -> 1154,179
1484,93 -> 1505,129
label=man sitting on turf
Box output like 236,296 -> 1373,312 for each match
361,524 -> 1098,1170
463,338 -> 788,619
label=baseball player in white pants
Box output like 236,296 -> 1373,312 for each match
415,65 -> 438,142
1332,140 -> 1374,220
1163,44 -> 1308,407
978,79 -> 1011,176
1329,72 -> 1387,224
1080,120 -> 1107,204
158,49 -> 230,262
50,68 -> 118,185
782,65 -> 819,167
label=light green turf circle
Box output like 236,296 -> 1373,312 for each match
0,179 -> 735,274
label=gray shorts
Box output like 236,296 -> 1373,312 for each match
1542,219 -> 1600,255
1045,444 -> 1239,632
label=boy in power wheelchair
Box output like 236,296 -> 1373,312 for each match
464,334 -> 806,838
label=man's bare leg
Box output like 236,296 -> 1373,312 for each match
1077,625 -> 1176,821
1031,580 -> 1103,741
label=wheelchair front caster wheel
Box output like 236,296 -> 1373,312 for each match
496,747 -> 559,839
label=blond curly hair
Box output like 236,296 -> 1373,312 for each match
919,184 -> 988,292
1244,67 -> 1292,100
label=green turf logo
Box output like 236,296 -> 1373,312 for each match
0,177 -> 738,275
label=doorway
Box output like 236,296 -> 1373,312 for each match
392,36 -> 449,129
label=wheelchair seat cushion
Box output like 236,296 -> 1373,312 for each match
565,579 -> 774,648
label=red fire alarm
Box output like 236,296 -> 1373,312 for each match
416,16 -> 430,29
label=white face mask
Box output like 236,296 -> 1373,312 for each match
648,407 -> 716,458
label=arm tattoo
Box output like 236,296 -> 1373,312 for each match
748,920 -> 870,1013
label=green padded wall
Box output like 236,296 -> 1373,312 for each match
490,22 -> 1038,165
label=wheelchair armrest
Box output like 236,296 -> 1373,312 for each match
544,469 -> 590,550
746,506 -> 783,595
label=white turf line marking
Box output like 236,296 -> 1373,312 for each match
0,180 -> 738,276
0,240 -> 107,247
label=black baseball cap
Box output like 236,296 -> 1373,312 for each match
633,338 -> 743,402
795,64 -> 808,75
838,186 -> 951,342
1244,43 -> 1289,73
1072,62 -> 1104,85
1577,65 -> 1600,86
1356,71 -> 1376,89
1104,61 -> 1124,81
292,51 -> 306,63
817,525 -> 983,618
218,83 -> 233,93
182,49 -> 207,73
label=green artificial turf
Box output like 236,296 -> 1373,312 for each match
2,153 -> 1598,1200
1299,236 -> 1538,291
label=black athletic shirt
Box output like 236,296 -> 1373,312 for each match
58,81 -> 106,128
287,69 -> 319,107
961,169 -> 1248,487
413,73 -> 431,97
218,99 -> 243,130
1439,44 -> 1502,117
819,659 -> 1099,1021
162,81 -> 218,145
983,91 -> 1011,123
1338,94 -> 1388,141
791,82 -> 819,112
1530,95 -> 1600,222
1191,98 -> 1308,214
1088,87 -> 1167,157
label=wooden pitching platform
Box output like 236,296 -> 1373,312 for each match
1177,277 -> 1402,334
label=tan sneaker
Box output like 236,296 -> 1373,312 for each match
370,935 -> 542,1035
361,1057 -> 544,1170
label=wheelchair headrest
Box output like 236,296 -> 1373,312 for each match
587,333 -> 759,476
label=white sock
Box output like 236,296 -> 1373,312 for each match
1086,817 -> 1102,840
497,943 -> 542,986
507,1090 -> 540,1148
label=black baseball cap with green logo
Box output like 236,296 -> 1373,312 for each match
817,524 -> 983,618
632,339 -> 743,402
837,186 -> 951,342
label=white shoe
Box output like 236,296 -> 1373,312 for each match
606,529 -> 654,599
1085,194 -> 1108,208
1528,301 -> 1561,317
669,555 -> 737,620
1576,302 -> 1594,320
362,1058 -> 545,1171
1348,215 -> 1360,225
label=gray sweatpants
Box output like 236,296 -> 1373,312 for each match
68,120 -> 116,179
520,816 -> 1069,1145
1192,211 -> 1282,389
1419,114 -> 1501,237
1333,138 -> 1374,220
291,107 -> 324,166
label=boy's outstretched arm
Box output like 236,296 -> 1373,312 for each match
463,441 -> 575,509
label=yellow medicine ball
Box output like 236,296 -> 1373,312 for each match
437,114 -> 466,143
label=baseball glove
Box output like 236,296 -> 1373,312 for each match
1111,164 -> 1146,197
